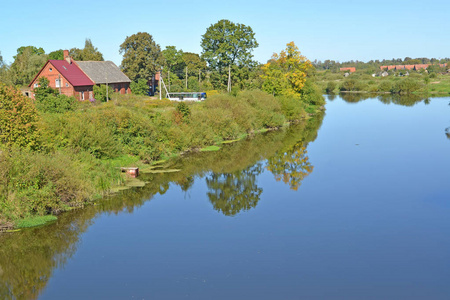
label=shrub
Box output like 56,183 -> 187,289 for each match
391,78 -> 422,94
378,81 -> 392,92
325,81 -> 336,93
93,84 -> 114,102
130,78 -> 149,95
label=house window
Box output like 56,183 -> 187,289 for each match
49,68 -> 53,72
55,79 -> 61,88
80,92 -> 85,101
65,83 -> 69,87
34,83 -> 38,88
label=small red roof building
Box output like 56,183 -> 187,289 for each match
340,67 -> 356,73
29,50 -> 132,101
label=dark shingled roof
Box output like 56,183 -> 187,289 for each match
76,61 -> 131,84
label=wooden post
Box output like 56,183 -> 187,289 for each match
228,65 -> 231,93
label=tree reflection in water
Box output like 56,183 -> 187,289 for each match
206,164 -> 263,216
266,141 -> 313,190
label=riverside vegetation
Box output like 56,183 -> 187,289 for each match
0,78 -> 324,228
0,19 -> 323,229
314,63 -> 450,95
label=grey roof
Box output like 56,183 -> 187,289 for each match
76,61 -> 131,84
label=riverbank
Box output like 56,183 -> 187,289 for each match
0,87 -> 325,229
315,70 -> 450,95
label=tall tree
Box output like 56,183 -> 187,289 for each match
0,51 -> 10,85
162,46 -> 183,73
182,52 -> 206,74
119,32 -> 163,82
69,39 -> 104,61
10,46 -> 47,86
201,20 -> 258,71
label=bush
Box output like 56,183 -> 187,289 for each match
300,79 -> 325,106
130,78 -> 149,95
391,78 -> 422,94
325,81 -> 337,93
36,94 -> 78,113
93,84 -> 114,102
378,81 -> 392,92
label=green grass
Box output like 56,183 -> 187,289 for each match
200,145 -> 221,152
15,215 -> 58,229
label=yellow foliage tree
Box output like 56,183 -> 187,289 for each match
261,42 -> 312,97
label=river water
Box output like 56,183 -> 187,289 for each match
0,95 -> 449,300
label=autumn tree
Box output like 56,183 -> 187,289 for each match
69,39 -> 104,61
0,84 -> 40,149
261,42 -> 313,98
119,32 -> 163,82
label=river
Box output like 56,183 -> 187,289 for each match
0,95 -> 449,299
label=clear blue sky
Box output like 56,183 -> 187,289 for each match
1,0 -> 449,66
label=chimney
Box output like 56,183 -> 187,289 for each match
63,50 -> 71,64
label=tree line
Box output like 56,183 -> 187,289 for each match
313,57 -> 450,73
0,19 -> 321,100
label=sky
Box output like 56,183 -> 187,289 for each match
1,0 -> 449,66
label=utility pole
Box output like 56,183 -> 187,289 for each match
168,70 -> 170,92
185,67 -> 188,90
159,71 -> 162,100
199,69 -> 201,84
58,75 -> 61,95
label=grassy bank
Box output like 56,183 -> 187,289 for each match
0,87 -> 325,228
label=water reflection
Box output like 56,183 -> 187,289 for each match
207,164 -> 263,216
0,113 -> 325,299
339,92 -> 425,106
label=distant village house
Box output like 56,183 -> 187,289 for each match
340,67 -> 356,73
28,50 -> 131,100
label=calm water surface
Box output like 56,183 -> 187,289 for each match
1,95 -> 449,300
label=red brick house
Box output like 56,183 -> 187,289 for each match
29,50 -> 131,100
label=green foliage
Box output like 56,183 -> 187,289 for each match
300,79 -> 325,106
162,46 -> 184,73
120,32 -> 163,82
93,84 -> 114,102
10,46 -> 48,86
376,80 -> 391,92
0,84 -> 40,149
325,81 -> 337,93
0,147 -> 119,221
130,78 -> 149,95
15,215 -> 57,228
47,49 -> 64,60
201,19 -> 258,71
176,102 -> 191,119
69,39 -> 104,61
391,78 -> 422,94
33,77 -> 78,113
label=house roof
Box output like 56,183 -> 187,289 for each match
29,60 -> 94,87
76,61 -> 131,84
49,60 -> 94,86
